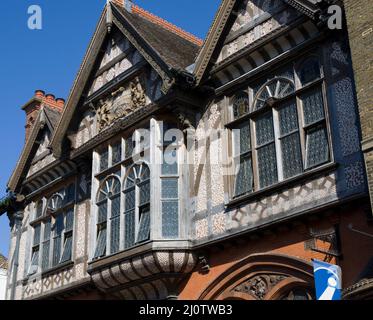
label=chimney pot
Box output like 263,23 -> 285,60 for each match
45,94 -> 55,101
35,90 -> 45,98
56,98 -> 65,106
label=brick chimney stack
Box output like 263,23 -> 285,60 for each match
22,90 -> 65,142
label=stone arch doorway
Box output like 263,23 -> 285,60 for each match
199,253 -> 315,300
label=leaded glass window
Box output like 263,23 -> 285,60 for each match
52,214 -> 64,266
29,184 -> 76,273
100,148 -> 109,172
41,218 -> 51,270
112,142 -> 122,165
60,210 -> 74,263
299,57 -> 320,86
254,78 -> 295,110
256,112 -> 278,188
29,223 -> 41,274
234,122 -> 253,197
95,176 -> 121,258
278,100 -> 303,178
233,92 -> 250,119
302,87 -> 329,169
123,163 -> 151,247
230,54 -> 330,198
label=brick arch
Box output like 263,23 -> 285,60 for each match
199,253 -> 314,300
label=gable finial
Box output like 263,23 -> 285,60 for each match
106,0 -> 113,33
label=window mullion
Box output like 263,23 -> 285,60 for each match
250,119 -> 259,191
106,199 -> 112,256
273,108 -> 284,182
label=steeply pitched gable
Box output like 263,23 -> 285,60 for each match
193,0 -> 335,85
8,106 -> 62,192
50,1 -> 202,158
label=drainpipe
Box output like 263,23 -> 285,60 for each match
9,210 -> 24,301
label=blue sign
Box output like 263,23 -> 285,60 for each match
313,259 -> 342,300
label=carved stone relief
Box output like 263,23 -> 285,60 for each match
233,274 -> 288,299
96,76 -> 146,132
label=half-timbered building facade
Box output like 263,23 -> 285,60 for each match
5,0 -> 373,300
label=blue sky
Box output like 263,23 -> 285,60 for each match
0,0 -> 221,257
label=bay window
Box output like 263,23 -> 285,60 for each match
92,120 -> 182,260
28,183 -> 75,275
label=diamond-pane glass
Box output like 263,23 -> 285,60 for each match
94,228 -> 107,259
65,210 -> 74,231
302,88 -> 325,126
238,122 -> 251,154
257,143 -> 278,188
256,113 -> 274,146
33,224 -> 41,246
306,126 -> 329,168
43,219 -> 51,241
111,196 -> 120,218
65,184 -> 75,204
29,250 -> 39,274
162,201 -> 178,238
235,155 -> 253,196
52,235 -> 61,266
60,235 -> 72,263
162,179 -> 178,199
97,202 -> 107,224
41,241 -> 50,270
112,143 -> 122,165
125,189 -> 135,211
281,133 -> 303,178
110,216 -> 120,254
100,149 -> 109,172
137,208 -> 150,243
124,210 -> 135,248
162,149 -> 178,175
125,137 -> 134,159
140,181 -> 150,205
300,58 -> 320,86
279,100 -> 299,136
233,92 -> 250,119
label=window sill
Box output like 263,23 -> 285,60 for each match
88,239 -> 192,272
226,162 -> 338,209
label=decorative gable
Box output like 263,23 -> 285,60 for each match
216,0 -> 301,64
88,31 -> 145,96
27,129 -> 56,178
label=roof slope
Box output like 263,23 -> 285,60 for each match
113,3 -> 202,70
0,254 -> 8,270
8,106 -> 62,192
44,106 -> 62,129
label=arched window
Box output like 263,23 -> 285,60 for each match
123,163 -> 151,248
233,91 -> 250,119
29,184 -> 76,275
230,57 -> 330,197
94,176 -> 121,258
254,77 -> 295,110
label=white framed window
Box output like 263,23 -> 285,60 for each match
28,183 -> 76,275
92,120 -> 183,260
229,55 -> 330,198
